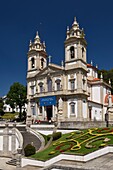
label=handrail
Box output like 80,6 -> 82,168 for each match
14,128 -> 23,148
26,127 -> 45,151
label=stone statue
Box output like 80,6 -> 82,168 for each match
108,93 -> 112,108
58,97 -> 63,111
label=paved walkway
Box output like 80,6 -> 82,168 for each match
0,157 -> 16,170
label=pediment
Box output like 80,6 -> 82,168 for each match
36,64 -> 64,76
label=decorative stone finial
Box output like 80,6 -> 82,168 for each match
61,60 -> 64,67
36,31 -> 39,37
29,40 -> 32,46
96,64 -> 98,68
100,72 -> 103,80
109,79 -> 111,85
43,41 -> 46,46
48,55 -> 52,64
91,60 -> 93,66
34,31 -> 40,44
67,26 -> 69,31
74,16 -> 77,22
72,16 -> 78,26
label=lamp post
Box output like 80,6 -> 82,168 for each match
105,110 -> 109,127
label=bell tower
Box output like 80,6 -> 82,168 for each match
27,31 -> 47,74
64,17 -> 87,70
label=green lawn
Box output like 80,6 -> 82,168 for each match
31,127 -> 113,161
1,112 -> 18,120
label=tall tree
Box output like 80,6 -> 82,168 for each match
0,98 -> 4,116
6,82 -> 27,121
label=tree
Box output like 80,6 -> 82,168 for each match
6,82 -> 27,121
0,98 -> 4,116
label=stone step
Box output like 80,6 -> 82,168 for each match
6,159 -> 17,166
17,127 -> 41,155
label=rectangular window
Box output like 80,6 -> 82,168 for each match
31,87 -> 34,95
71,104 -> 75,114
70,80 -> 75,90
40,85 -> 43,93
70,103 -> 75,114
57,82 -> 60,91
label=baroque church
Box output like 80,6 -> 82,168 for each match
26,17 -> 113,125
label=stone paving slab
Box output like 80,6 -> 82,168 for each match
0,157 -> 16,170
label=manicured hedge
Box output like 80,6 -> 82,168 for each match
24,144 -> 36,156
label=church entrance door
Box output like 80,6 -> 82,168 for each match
46,106 -> 52,121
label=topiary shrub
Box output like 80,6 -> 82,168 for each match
53,132 -> 62,141
24,144 -> 36,157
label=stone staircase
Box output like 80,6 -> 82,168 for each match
17,126 -> 41,154
6,159 -> 17,166
6,126 -> 42,166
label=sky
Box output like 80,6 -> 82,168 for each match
0,0 -> 113,97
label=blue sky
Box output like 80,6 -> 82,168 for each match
0,0 -> 113,97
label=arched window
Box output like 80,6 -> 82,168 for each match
38,82 -> 43,93
55,79 -> 61,91
70,46 -> 75,59
70,80 -> 75,90
31,57 -> 35,68
41,58 -> 44,69
82,47 -> 84,58
47,78 -> 52,92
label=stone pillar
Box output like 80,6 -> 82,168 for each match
77,71 -> 82,92
77,99 -> 83,120
44,106 -> 47,120
35,102 -> 38,118
26,100 -> 32,126
77,43 -> 82,59
3,123 -> 9,156
12,123 -> 16,158
16,147 -> 22,169
28,58 -> 31,70
52,105 -> 55,118
42,106 -> 45,120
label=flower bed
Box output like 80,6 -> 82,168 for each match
31,127 -> 113,161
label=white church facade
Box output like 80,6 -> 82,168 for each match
26,17 -> 113,124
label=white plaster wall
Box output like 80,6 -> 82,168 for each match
91,104 -> 102,120
82,100 -> 87,119
92,85 -> 100,103
9,136 -> 12,151
0,136 -> 3,150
